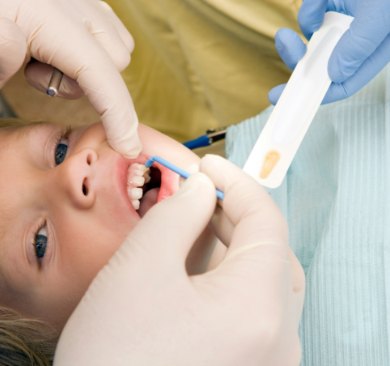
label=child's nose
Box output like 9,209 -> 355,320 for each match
57,148 -> 98,209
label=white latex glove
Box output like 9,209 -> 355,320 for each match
54,155 -> 304,366
0,0 -> 141,157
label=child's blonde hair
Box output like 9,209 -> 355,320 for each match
0,306 -> 57,366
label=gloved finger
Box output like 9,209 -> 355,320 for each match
0,18 -> 27,89
210,205 -> 234,247
275,28 -> 307,71
323,34 -> 390,103
84,23 -> 131,72
199,155 -> 288,254
268,83 -> 286,105
61,45 -> 140,157
82,3 -> 132,71
98,1 -> 134,53
298,0 -> 328,39
68,47 -> 140,157
199,156 -> 303,311
26,4 -> 141,157
328,11 -> 390,83
24,61 -> 83,99
120,173 -> 217,271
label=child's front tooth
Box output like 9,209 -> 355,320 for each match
132,163 -> 147,173
128,187 -> 143,200
130,176 -> 145,187
134,169 -> 146,177
131,199 -> 140,210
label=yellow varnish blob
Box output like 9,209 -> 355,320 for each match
260,150 -> 280,179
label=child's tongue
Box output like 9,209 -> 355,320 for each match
138,189 -> 158,217
138,162 -> 180,217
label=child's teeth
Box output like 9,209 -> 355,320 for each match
132,163 -> 147,174
131,200 -> 140,210
128,163 -> 148,186
130,176 -> 145,187
128,187 -> 143,200
126,163 -> 150,211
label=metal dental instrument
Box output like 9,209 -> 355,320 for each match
243,12 -> 353,188
47,68 -> 64,97
183,128 -> 227,150
145,156 -> 224,200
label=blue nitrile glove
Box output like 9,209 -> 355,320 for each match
269,0 -> 390,105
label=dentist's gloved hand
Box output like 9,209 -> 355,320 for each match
269,0 -> 390,105
0,0 -> 141,157
54,155 -> 304,366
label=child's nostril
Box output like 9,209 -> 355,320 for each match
82,178 -> 89,196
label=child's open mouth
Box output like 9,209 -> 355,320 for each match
126,160 -> 179,217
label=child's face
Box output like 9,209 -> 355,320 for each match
0,122 -> 199,329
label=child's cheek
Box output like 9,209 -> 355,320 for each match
154,162 -> 180,202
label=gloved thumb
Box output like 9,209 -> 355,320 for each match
120,172 -> 217,270
275,28 -> 307,71
0,18 -> 27,89
268,29 -> 306,105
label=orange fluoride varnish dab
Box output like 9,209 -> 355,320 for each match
260,150 -> 280,179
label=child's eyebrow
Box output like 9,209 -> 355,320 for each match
0,134 -> 23,246
0,194 -> 14,245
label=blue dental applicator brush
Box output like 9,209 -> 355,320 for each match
144,156 -> 224,200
